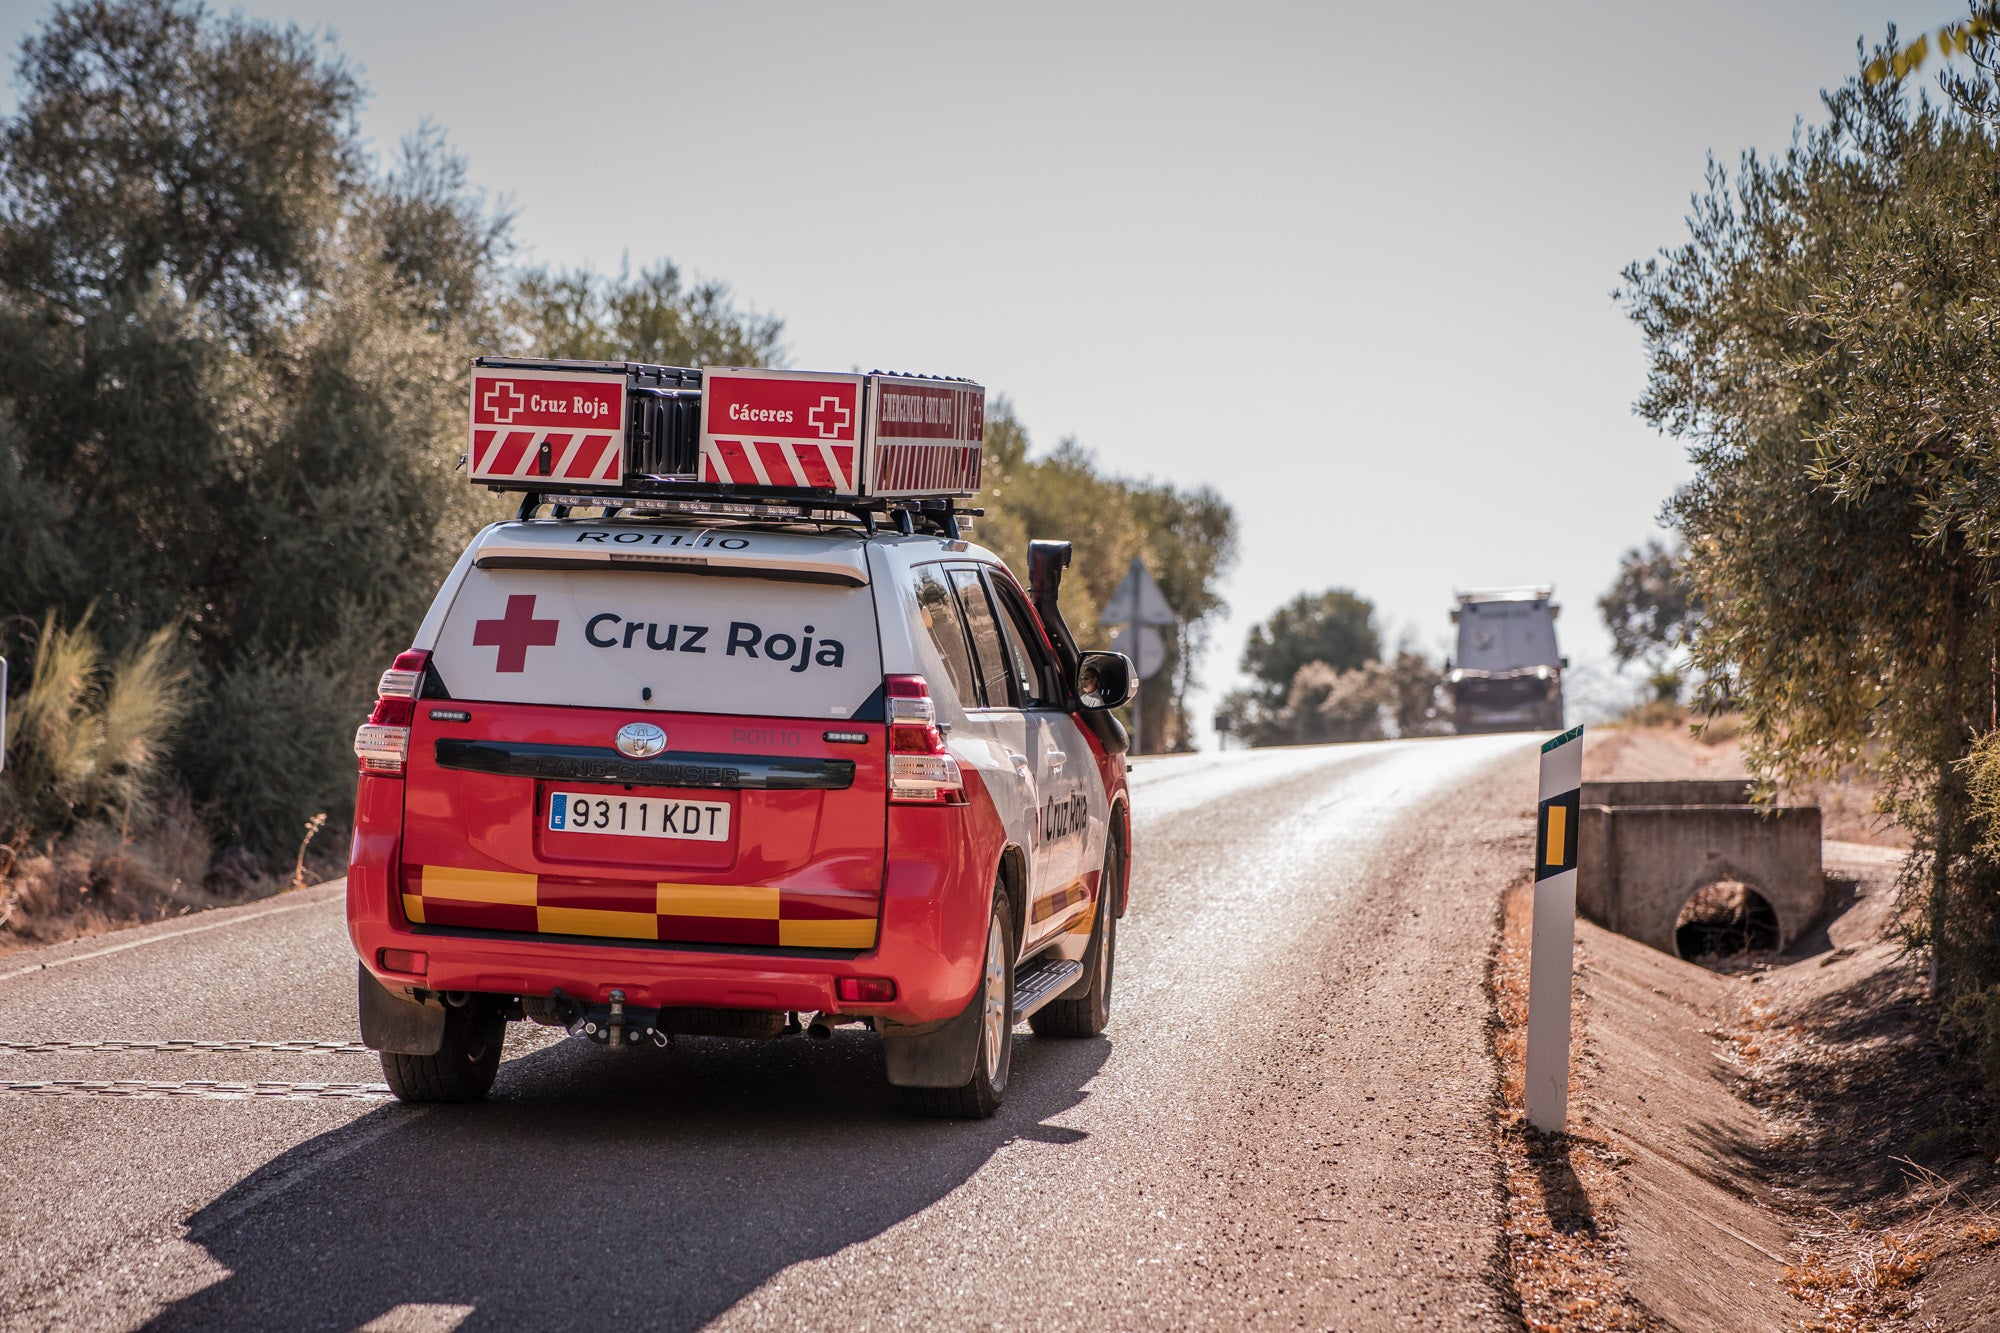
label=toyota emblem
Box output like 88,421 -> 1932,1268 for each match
614,722 -> 667,758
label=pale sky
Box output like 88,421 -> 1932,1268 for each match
0,0 -> 1958,736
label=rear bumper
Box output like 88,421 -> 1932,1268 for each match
357,923 -> 872,1017
346,784 -> 993,1028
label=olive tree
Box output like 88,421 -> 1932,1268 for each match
1622,29 -> 2000,1049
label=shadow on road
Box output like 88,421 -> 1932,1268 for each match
148,1028 -> 1109,1331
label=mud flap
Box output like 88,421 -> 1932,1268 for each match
879,985 -> 984,1088
357,963 -> 446,1055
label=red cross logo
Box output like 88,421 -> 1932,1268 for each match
482,380 -> 527,425
472,594 -> 559,672
808,395 -> 852,439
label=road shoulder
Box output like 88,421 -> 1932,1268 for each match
0,880 -> 344,984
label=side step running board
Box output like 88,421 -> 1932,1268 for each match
1013,955 -> 1084,1022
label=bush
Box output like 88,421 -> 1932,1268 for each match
180,646 -> 367,857
0,790 -> 238,947
1218,649 -> 1448,746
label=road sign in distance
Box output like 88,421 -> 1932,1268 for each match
1112,626 -> 1166,680
1101,559 -> 1175,627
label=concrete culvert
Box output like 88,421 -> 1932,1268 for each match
1674,879 -> 1780,961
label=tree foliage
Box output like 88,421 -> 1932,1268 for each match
1862,7 -> 1998,86
0,0 -> 778,857
1621,26 -> 2000,1034
1212,593 -> 1446,747
1599,539 -> 1701,702
974,401 -> 1239,752
520,260 -> 785,367
0,0 -> 364,331
0,0 -> 508,854
1240,590 -> 1381,708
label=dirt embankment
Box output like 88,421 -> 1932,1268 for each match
1489,722 -> 1998,1330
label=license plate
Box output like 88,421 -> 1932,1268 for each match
548,792 -> 730,842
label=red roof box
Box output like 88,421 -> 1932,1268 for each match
468,365 -> 628,490
465,358 -> 984,501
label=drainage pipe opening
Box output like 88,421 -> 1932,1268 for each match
1674,879 -> 1780,961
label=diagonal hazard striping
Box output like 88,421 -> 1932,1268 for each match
0,1079 -> 392,1100
0,1038 -> 372,1054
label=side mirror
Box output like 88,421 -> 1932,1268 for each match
1076,651 -> 1136,710
1560,656 -> 1570,669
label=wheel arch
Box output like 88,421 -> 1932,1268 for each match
1108,797 -> 1131,917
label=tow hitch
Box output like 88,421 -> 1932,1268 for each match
552,988 -> 669,1049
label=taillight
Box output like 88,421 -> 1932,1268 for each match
884,674 -> 965,804
355,649 -> 429,777
377,649 -> 428,700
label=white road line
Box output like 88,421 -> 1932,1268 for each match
0,1080 -> 393,1100
0,889 -> 340,984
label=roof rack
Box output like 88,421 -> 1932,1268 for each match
1453,585 -> 1556,604
511,489 -> 984,540
466,358 -> 987,526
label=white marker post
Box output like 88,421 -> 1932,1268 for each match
1526,725 -> 1583,1134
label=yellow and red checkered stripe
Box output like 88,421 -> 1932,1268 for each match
402,866 -> 877,950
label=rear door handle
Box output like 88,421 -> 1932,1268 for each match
1046,748 -> 1067,770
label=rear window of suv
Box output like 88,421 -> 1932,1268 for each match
430,566 -> 884,719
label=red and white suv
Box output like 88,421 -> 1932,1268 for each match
348,359 -> 1134,1119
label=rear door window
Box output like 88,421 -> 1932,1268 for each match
431,566 -> 883,719
949,567 -> 1014,710
913,565 -> 979,706
990,577 -> 1056,708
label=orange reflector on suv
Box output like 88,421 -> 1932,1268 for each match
836,976 -> 897,1003
378,948 -> 428,976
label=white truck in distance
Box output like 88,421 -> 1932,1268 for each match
1447,587 -> 1565,734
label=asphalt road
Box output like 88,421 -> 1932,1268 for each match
0,733 -> 1541,1331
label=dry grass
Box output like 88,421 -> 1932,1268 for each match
1489,878 -> 1662,1331
1786,1222 -> 1938,1326
1,612 -> 190,840
0,803 -> 338,954
1727,954 -> 2000,1328
1781,1153 -> 2000,1326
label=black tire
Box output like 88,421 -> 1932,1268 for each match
380,1001 -> 505,1104
900,891 -> 1014,1120
1029,841 -> 1120,1038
